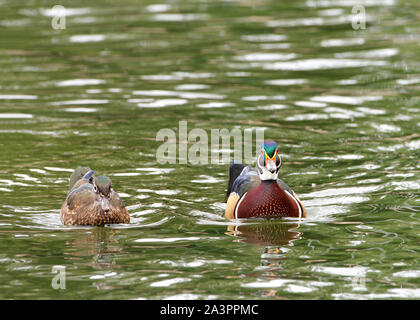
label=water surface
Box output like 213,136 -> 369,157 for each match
0,0 -> 419,299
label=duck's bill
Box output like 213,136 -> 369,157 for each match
101,197 -> 110,213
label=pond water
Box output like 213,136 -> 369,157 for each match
0,0 -> 419,299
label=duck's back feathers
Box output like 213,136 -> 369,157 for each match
66,183 -> 96,210
231,166 -> 261,198
69,166 -> 92,191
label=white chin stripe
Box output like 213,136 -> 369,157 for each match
259,171 -> 278,180
257,156 -> 279,180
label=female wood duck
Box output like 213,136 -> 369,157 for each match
60,167 -> 130,226
225,141 -> 306,219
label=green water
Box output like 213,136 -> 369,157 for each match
0,0 -> 419,299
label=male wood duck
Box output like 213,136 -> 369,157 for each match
60,167 -> 130,226
225,141 -> 306,219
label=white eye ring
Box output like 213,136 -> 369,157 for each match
277,155 -> 282,168
93,185 -> 98,193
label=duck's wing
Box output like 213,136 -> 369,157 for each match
109,191 -> 130,223
225,166 -> 261,219
233,166 -> 261,197
276,178 -> 295,195
60,183 -> 100,225
226,160 -> 246,200
276,178 -> 307,218
66,183 -> 97,210
68,166 -> 93,191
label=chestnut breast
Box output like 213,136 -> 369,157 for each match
236,181 -> 301,218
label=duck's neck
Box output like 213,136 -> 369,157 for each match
261,179 -> 277,184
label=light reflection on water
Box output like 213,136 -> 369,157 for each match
0,0 -> 419,300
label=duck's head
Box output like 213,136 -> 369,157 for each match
93,175 -> 113,213
256,140 -> 281,181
